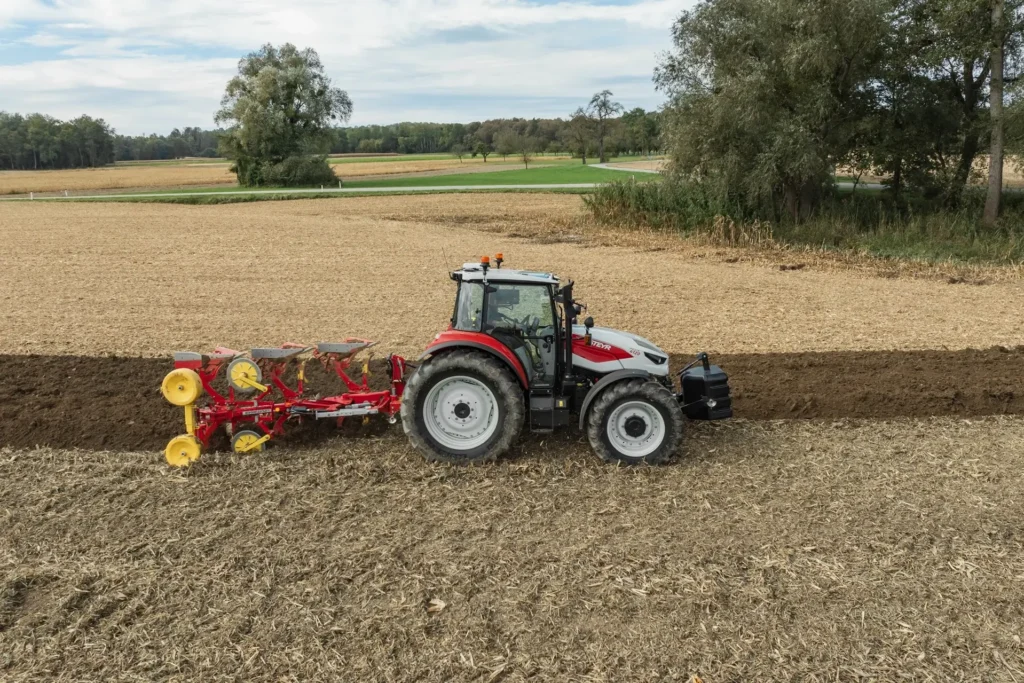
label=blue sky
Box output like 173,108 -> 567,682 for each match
0,0 -> 692,135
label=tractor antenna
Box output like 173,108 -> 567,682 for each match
440,246 -> 452,274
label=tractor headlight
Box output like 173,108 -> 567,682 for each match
643,352 -> 667,365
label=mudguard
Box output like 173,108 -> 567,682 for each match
419,333 -> 529,388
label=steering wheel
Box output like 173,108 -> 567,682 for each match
522,315 -> 541,337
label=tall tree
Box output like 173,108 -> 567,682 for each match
588,90 -> 623,163
656,0 -> 890,220
984,0 -> 1007,225
215,43 -> 353,186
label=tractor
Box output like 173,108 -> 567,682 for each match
160,254 -> 731,467
400,254 -> 732,465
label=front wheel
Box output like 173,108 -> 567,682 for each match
586,379 -> 683,465
401,351 -> 524,464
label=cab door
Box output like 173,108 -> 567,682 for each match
483,283 -> 558,388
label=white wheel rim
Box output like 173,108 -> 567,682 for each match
606,400 -> 665,458
423,375 -> 499,451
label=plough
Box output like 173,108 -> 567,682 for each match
161,339 -> 407,466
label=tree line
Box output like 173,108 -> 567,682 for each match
0,112 -> 116,170
331,105 -> 661,161
1,90 -> 659,174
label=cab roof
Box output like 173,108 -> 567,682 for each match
454,263 -> 559,285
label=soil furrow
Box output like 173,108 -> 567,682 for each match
1,347 -> 1021,452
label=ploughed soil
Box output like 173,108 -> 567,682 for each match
1,346 -> 1022,452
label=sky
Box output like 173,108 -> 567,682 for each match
0,0 -> 692,136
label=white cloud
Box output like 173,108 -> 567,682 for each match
1,0 -> 691,133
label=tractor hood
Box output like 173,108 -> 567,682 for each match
571,325 -> 670,376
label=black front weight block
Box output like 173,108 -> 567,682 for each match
678,354 -> 733,420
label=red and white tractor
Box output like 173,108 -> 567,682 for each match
401,254 -> 732,465
161,254 -> 731,466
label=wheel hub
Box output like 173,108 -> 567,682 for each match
624,415 -> 647,438
453,402 -> 472,419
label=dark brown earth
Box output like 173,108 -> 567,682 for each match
1,347 -> 1022,452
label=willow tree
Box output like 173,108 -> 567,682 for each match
215,44 -> 352,187
655,0 -> 890,220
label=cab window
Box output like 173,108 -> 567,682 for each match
453,282 -> 484,331
484,284 -> 554,335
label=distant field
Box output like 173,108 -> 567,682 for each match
342,163 -> 657,188
1,156 -> 580,195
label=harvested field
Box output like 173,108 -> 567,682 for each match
1,418 -> 1022,681
1,196 -> 1023,357
0,158 -> 533,195
2,193 -> 1024,680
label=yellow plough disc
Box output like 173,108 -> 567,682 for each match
165,434 -> 202,467
161,368 -> 203,407
227,358 -> 266,393
231,430 -> 269,453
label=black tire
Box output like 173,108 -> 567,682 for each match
400,351 -> 525,464
586,379 -> 683,465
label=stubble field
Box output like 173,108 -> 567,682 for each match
0,193 -> 1022,681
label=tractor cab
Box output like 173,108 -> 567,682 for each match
449,257 -> 562,389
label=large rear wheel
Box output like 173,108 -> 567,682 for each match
401,351 -> 524,464
586,379 -> 683,465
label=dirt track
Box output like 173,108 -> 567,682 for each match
2,347 -> 1022,452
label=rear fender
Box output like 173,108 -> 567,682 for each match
420,333 -> 529,388
577,369 -> 652,429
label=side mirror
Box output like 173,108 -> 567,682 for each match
584,316 -> 594,330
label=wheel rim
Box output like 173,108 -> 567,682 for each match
165,434 -> 202,467
227,358 -> 262,394
423,375 -> 499,451
232,430 -> 265,453
606,400 -> 665,458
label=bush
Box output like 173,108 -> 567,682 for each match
583,178 -> 743,230
232,155 -> 338,187
585,178 -> 1024,264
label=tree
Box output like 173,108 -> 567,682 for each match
565,108 -> 595,164
588,90 -> 623,163
516,135 -> 539,169
215,43 -> 353,187
656,0 -> 890,220
474,141 -> 491,162
494,129 -> 517,160
451,142 -> 467,162
985,0 -> 1007,225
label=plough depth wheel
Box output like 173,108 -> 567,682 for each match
227,358 -> 265,394
165,434 -> 202,467
161,368 -> 203,407
231,430 -> 269,454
